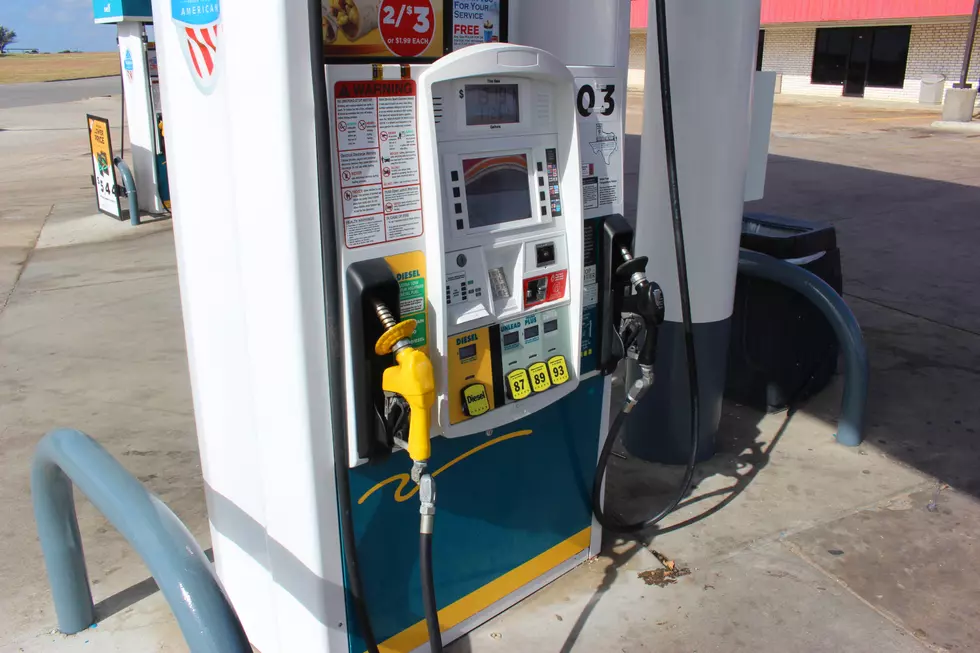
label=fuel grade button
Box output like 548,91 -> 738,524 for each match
528,362 -> 552,393
506,369 -> 532,401
547,355 -> 570,385
462,384 -> 491,417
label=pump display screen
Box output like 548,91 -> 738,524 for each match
465,84 -> 520,126
462,154 -> 533,229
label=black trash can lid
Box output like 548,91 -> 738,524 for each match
741,213 -> 837,260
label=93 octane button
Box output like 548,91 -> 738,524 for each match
547,355 -> 570,385
506,369 -> 532,401
528,362 -> 552,393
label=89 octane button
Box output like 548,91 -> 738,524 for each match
547,355 -> 570,385
528,362 -> 552,393
506,369 -> 533,401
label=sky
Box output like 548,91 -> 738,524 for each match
2,0 -> 118,52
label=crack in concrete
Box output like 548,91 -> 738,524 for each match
0,203 -> 54,318
781,538 -> 945,653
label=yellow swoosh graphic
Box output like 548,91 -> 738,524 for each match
357,429 -> 532,505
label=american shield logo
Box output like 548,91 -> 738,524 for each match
172,0 -> 221,95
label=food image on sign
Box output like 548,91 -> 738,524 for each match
323,0 -> 444,59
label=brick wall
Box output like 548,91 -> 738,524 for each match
761,22 -> 980,102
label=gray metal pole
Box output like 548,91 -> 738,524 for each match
737,250 -> 869,447
32,429 -> 251,651
113,157 -> 141,226
956,0 -> 980,88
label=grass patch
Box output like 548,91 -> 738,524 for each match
0,53 -> 120,84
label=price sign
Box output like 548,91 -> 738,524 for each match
528,363 -> 552,393
506,369 -> 532,401
379,0 -> 435,58
547,356 -> 570,386
87,114 -> 121,219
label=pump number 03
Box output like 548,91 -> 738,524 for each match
577,84 -> 616,118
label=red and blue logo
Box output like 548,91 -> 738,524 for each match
172,0 -> 221,94
123,49 -> 135,82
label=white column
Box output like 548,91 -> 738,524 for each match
636,0 -> 761,325
117,21 -> 164,213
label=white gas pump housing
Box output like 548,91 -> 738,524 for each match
150,1 -> 639,651
417,45 -> 584,437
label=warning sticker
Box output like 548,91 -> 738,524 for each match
339,149 -> 381,187
380,97 -> 420,187
583,177 -> 599,210
336,97 -> 378,151
383,185 -> 422,214
386,210 -> 423,241
345,214 -> 386,248
335,80 -> 423,248
384,250 -> 428,352
575,77 -> 624,220
342,185 -> 383,218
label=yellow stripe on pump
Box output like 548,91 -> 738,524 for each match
374,527 -> 591,653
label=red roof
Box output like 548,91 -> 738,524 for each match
630,0 -> 975,29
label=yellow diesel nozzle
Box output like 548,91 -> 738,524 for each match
375,317 -> 435,463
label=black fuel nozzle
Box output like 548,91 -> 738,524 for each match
633,281 -> 665,366
616,246 -> 666,368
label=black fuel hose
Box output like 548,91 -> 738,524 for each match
591,0 -> 701,535
420,531 -> 444,653
308,0 -> 380,649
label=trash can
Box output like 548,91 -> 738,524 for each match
919,74 -> 946,104
725,214 -> 842,413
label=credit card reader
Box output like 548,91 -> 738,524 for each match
417,44 -> 584,437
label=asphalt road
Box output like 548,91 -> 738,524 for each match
0,75 -> 121,109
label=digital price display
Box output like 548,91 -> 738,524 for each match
465,84 -> 520,126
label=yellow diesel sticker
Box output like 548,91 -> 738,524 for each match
528,362 -> 551,393
462,384 -> 491,417
547,356 -> 570,385
506,369 -> 532,401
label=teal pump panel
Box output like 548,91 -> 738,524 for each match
93,0 -> 153,23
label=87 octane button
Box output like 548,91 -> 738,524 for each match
506,369 -> 533,401
547,356 -> 570,385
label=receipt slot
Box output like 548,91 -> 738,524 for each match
418,44 -> 584,437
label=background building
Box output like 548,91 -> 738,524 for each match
629,0 -> 980,103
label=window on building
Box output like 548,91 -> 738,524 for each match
811,26 -> 911,88
812,28 -> 852,85
867,26 -> 911,88
757,30 -> 765,71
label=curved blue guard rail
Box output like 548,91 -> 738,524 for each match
738,249 -> 869,446
31,428 -> 251,652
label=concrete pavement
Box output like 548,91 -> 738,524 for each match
1,93 -> 979,652
0,77 -> 122,110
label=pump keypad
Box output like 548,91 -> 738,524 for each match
506,369 -> 533,401
547,355 -> 570,385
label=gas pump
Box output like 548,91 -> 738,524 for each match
147,0 -> 760,650
94,0 -> 170,213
